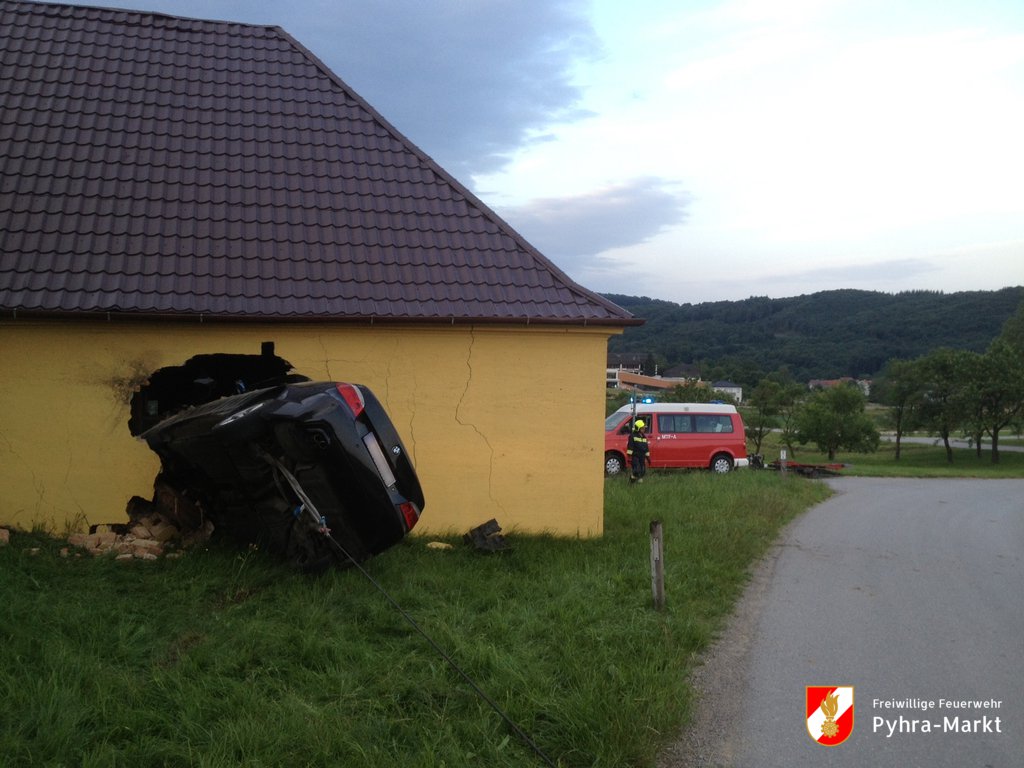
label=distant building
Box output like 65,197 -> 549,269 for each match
610,370 -> 692,392
711,381 -> 743,403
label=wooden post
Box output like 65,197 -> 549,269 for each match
650,520 -> 665,610
780,448 -> 788,474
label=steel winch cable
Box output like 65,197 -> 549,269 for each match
268,457 -> 558,768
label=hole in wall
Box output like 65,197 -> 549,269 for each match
128,342 -> 309,436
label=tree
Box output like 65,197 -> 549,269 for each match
746,379 -> 784,456
988,300 -> 1024,457
965,339 -> 1024,463
745,375 -> 803,457
998,298 -> 1024,353
605,388 -> 633,416
704,355 -> 765,391
795,384 -> 880,460
916,348 -> 974,463
777,381 -> 807,458
666,380 -> 719,403
872,358 -> 924,460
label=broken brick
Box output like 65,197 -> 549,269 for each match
68,532 -> 93,549
132,539 -> 164,557
131,515 -> 178,543
149,521 -> 179,543
94,531 -> 118,547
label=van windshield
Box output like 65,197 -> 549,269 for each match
605,413 -> 627,432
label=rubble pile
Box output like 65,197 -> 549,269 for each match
66,512 -> 207,560
66,479 -> 214,561
67,511 -> 214,561
0,481 -> 213,561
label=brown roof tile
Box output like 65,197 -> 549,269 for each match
0,0 -> 637,326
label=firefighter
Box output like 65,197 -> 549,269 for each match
626,419 -> 650,483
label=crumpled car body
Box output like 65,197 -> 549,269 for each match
141,381 -> 424,570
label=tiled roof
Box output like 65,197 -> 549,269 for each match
0,1 -> 638,326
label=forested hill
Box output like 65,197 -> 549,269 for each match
603,287 -> 1024,383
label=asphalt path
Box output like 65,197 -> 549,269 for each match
658,477 -> 1024,768
881,435 -> 1024,453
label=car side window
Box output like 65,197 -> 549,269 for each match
620,417 -> 652,435
695,415 -> 734,433
657,414 -> 693,434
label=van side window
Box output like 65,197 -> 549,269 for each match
619,418 -> 652,435
657,414 -> 693,434
695,415 -> 734,433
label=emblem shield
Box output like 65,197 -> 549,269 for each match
806,686 -> 854,746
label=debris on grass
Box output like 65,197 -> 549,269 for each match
65,496 -> 214,562
464,519 -> 509,552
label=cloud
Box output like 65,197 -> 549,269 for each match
497,178 -> 691,276
769,258 -> 938,285
289,0 -> 601,177
63,0 -> 600,179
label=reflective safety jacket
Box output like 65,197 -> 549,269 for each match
626,429 -> 649,458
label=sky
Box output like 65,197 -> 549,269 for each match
51,0 -> 1024,304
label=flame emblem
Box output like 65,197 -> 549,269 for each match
819,691 -> 839,738
807,685 -> 854,745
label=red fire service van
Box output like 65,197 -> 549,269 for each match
604,402 -> 749,476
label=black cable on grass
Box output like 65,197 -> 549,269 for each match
324,534 -> 559,768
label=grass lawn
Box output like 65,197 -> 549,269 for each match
3,438 -> 1020,767
1,471 -> 829,768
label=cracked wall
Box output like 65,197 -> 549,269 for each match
454,329 -> 505,518
1,319 -> 614,536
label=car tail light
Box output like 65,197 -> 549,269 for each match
335,383 -> 365,417
398,501 -> 420,531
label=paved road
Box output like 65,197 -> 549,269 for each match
659,477 -> 1024,768
881,435 -> 1024,453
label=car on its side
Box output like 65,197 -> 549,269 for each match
604,402 -> 749,476
142,381 -> 423,570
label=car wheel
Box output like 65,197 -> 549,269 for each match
710,454 -> 733,473
605,452 -> 625,476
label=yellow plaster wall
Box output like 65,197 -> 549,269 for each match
0,320 -> 615,537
